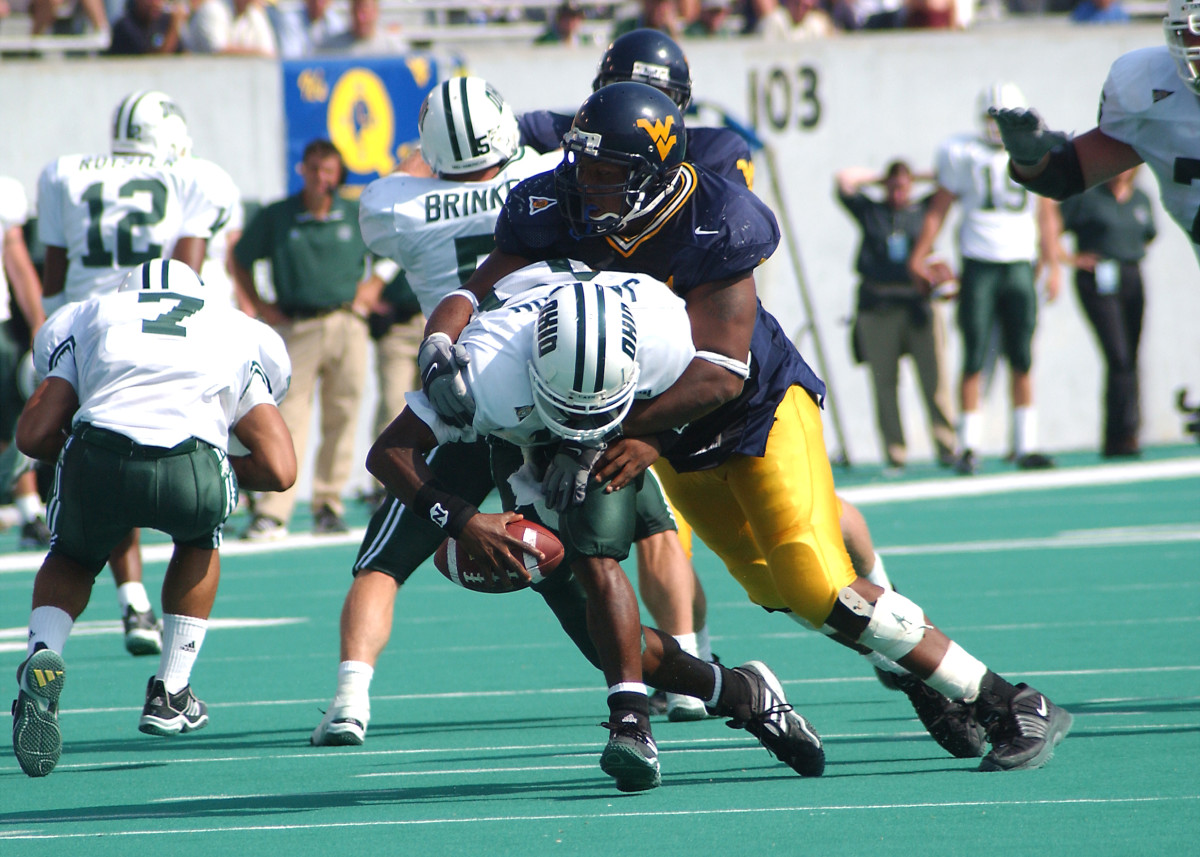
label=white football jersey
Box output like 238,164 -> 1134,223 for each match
37,153 -> 238,304
935,132 -> 1038,263
33,290 -> 290,451
0,175 -> 30,323
1099,46 -> 1200,263
406,262 -> 695,448
192,157 -> 244,308
358,147 -> 563,316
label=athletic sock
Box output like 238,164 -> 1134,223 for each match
158,614 -> 207,694
607,684 -> 651,733
27,606 -> 73,657
960,410 -> 984,452
117,582 -> 153,614
1013,406 -> 1038,456
14,493 -> 43,525
864,552 -> 892,590
672,632 -> 699,658
332,660 -> 374,717
695,624 -> 713,662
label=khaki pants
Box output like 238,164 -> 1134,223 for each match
855,304 -> 956,467
372,314 -> 424,436
256,309 -> 369,523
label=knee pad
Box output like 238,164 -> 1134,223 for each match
838,586 -> 928,661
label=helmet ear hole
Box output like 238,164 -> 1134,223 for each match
529,281 -> 639,441
418,76 -> 520,176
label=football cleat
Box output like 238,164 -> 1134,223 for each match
123,605 -> 163,656
599,716 -> 661,792
666,692 -> 710,722
725,661 -> 824,777
138,677 -> 209,736
12,646 -> 66,778
976,683 -> 1072,772
894,672 -> 987,759
311,705 -> 368,747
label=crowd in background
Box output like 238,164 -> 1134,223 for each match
0,0 -> 1155,56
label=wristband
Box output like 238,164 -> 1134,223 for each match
412,481 -> 479,538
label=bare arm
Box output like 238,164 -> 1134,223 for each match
424,248 -> 531,341
620,274 -> 757,437
1036,197 -> 1063,302
1011,127 -> 1143,191
229,403 -> 297,492
230,254 -> 286,326
41,245 -> 67,299
3,224 -> 45,334
907,187 -> 956,286
15,378 -> 77,461
834,167 -> 879,198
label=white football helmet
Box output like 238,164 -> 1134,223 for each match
976,81 -> 1027,145
111,90 -> 192,159
118,259 -> 207,298
528,282 -> 639,442
418,76 -> 520,176
1166,0 -> 1200,95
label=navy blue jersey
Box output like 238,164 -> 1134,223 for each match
518,110 -> 754,189
494,163 -> 825,471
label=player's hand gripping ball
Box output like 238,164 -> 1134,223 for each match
434,520 -> 565,592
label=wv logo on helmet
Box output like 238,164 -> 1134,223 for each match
635,116 -> 677,161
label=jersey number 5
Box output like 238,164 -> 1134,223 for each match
81,179 -> 168,268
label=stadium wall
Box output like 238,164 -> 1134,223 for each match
2,22 -> 1196,495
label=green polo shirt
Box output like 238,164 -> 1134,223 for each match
235,193 -> 368,312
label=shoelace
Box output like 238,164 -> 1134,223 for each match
600,721 -> 654,746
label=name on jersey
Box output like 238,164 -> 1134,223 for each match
77,154 -> 159,170
424,179 -> 519,223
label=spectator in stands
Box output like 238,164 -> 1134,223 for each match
535,0 -> 587,44
1069,0 -> 1128,23
319,0 -> 406,54
684,0 -> 734,36
226,0 -> 276,55
836,162 -> 957,471
832,0 -> 905,28
107,0 -> 186,54
905,0 -> 956,27
270,0 -> 347,58
611,0 -> 685,41
1060,167 -> 1155,458
757,0 -> 837,38
181,0 -> 230,52
25,0 -> 110,37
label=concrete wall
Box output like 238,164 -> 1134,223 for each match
2,22 -> 1196,499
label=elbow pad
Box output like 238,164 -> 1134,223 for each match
1009,144 -> 1086,201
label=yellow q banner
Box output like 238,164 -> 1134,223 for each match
283,54 -> 444,194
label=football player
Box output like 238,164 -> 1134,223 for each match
35,90 -> 240,658
367,260 -> 825,792
990,0 -> 1200,268
422,83 -> 1073,772
11,259 -> 295,778
909,82 -> 1062,476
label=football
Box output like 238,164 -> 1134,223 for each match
434,519 -> 565,593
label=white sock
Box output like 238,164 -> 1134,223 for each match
864,552 -> 892,590
158,614 -> 207,694
608,682 -> 649,698
695,624 -> 713,663
959,410 -> 983,452
117,582 -> 152,614
27,606 -> 73,656
15,493 -> 42,525
1013,406 -> 1038,456
333,661 -> 374,715
672,632 -> 699,659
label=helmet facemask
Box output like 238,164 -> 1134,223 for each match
1166,2 -> 1200,95
555,129 -> 677,238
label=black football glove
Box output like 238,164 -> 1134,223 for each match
541,440 -> 606,513
988,107 -> 1070,166
418,333 -> 474,428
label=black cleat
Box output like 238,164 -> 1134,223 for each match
123,605 -> 163,656
1015,452 -> 1056,470
138,677 -> 209,736
894,672 -> 987,758
12,646 -> 65,777
976,683 -> 1072,771
599,716 -> 661,792
726,661 -> 824,777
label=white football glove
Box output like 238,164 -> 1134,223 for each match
418,333 -> 475,428
989,107 -> 1070,166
